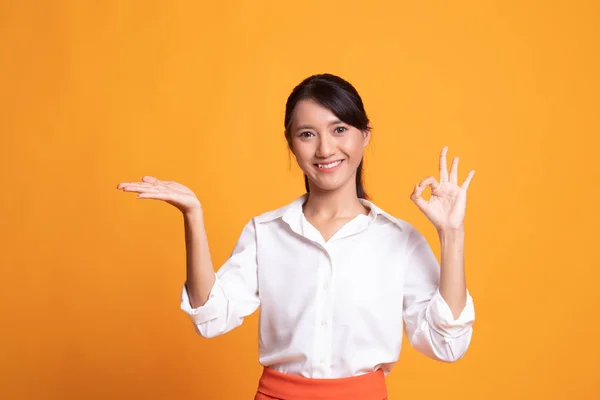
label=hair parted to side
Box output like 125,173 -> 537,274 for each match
283,73 -> 371,199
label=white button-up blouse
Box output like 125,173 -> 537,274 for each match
180,194 -> 475,378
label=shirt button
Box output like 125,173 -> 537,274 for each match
321,320 -> 327,327
320,357 -> 326,363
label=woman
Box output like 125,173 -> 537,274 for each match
117,74 -> 476,400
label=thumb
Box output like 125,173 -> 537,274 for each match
142,176 -> 159,184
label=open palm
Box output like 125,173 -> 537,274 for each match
410,146 -> 475,232
116,176 -> 202,215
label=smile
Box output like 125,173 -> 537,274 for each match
315,160 -> 344,170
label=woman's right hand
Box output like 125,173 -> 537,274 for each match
116,176 -> 202,216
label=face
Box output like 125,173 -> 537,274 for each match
289,99 -> 370,194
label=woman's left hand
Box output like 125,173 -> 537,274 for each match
410,146 -> 475,232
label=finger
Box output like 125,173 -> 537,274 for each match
461,170 -> 476,190
449,157 -> 459,184
410,184 -> 428,211
118,180 -> 156,190
119,183 -> 152,191
419,176 -> 441,192
137,191 -> 171,200
142,176 -> 160,184
117,181 -> 145,189
439,146 -> 449,182
410,182 -> 427,199
122,184 -> 165,193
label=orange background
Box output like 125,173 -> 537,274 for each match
1,1 -> 598,399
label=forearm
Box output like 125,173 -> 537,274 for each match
438,227 -> 467,320
183,209 -> 216,309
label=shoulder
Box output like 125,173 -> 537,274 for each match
364,200 -> 429,246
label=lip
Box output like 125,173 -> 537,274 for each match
314,159 -> 344,172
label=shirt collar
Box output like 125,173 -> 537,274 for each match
254,194 -> 405,232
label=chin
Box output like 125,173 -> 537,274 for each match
306,176 -> 352,193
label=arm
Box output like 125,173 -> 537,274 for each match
183,208 -> 217,309
438,227 -> 467,320
405,146 -> 477,361
115,175 -> 259,339
180,218 -> 260,338
402,229 -> 475,362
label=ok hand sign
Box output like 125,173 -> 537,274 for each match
410,146 -> 475,232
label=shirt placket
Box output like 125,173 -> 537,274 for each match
312,244 -> 334,377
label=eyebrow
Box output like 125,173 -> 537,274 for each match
295,119 -> 344,131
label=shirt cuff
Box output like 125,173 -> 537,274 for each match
426,287 -> 475,338
180,273 -> 226,325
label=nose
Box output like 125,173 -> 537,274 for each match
316,134 -> 336,158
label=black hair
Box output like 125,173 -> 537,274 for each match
283,73 -> 370,199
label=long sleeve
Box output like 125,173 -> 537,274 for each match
180,219 -> 260,338
402,228 -> 475,362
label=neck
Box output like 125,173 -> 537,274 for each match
302,178 -> 368,220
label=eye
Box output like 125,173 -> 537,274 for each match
334,126 -> 348,134
299,131 -> 315,138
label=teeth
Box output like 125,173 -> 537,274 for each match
318,160 -> 342,169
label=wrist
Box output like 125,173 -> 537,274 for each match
437,225 -> 465,238
184,206 -> 204,221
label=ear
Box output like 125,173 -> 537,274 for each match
362,127 -> 371,147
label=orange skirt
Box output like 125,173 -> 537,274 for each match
254,367 -> 388,400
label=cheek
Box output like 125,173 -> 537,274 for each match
290,141 -> 313,163
340,137 -> 365,159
